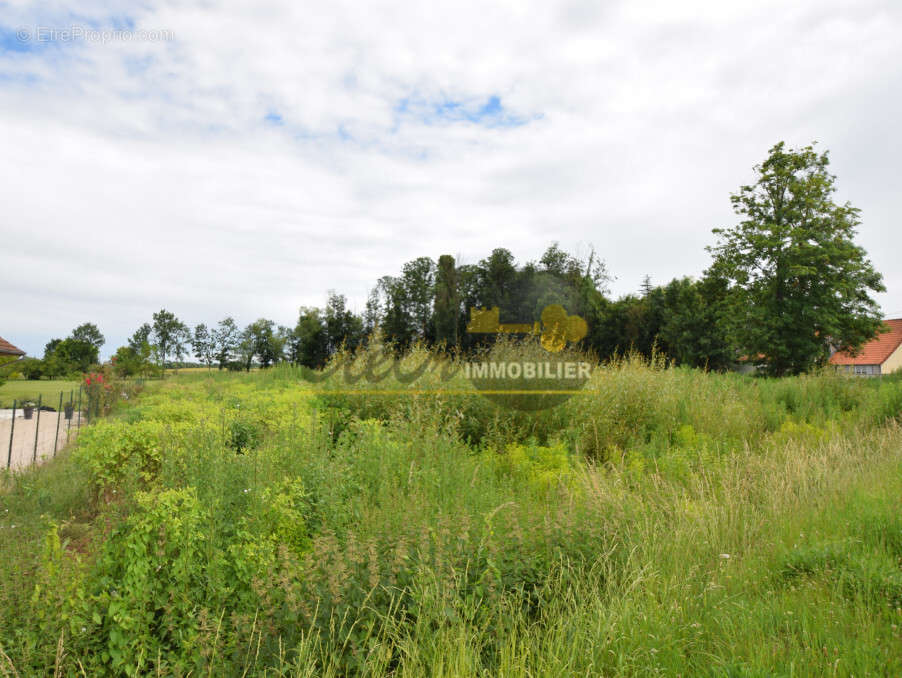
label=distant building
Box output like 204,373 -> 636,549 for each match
829,319 -> 902,376
0,336 -> 26,360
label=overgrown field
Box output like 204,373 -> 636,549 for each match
2,343 -> 902,676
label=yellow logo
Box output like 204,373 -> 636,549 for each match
466,304 -> 587,353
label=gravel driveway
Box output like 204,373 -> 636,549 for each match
0,409 -> 82,471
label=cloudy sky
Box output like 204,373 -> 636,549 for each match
1,0 -> 900,358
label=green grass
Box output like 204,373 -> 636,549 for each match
1,346 -> 902,675
0,379 -> 80,408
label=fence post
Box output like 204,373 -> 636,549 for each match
32,394 -> 42,465
77,385 -> 83,431
6,399 -> 16,470
66,390 -> 73,443
54,391 -> 63,457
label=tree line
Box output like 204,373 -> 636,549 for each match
8,142 -> 887,380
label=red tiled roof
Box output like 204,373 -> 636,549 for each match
829,319 -> 902,366
0,336 -> 26,356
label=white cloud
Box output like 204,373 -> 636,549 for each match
1,0 -> 901,356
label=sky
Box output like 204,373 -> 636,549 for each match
1,0 -> 901,359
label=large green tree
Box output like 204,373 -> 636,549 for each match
654,276 -> 734,370
708,141 -> 885,376
324,292 -> 363,354
377,257 -> 437,350
292,307 -> 330,369
112,343 -> 155,378
192,323 -> 215,368
151,309 -> 189,369
71,322 -> 105,351
212,317 -> 240,369
129,324 -> 152,351
41,324 -> 104,375
246,318 -> 283,367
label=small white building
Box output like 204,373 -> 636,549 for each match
829,319 -> 902,376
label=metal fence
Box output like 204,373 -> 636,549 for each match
1,379 -> 145,472
2,388 -> 85,471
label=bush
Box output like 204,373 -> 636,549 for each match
227,417 -> 261,453
71,487 -> 222,675
73,420 -> 166,497
482,441 -> 575,496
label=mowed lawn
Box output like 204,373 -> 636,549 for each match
0,380 -> 81,409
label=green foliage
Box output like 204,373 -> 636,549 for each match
42,328 -> 102,375
227,417 -> 260,453
70,322 -> 105,351
246,317 -> 284,367
111,343 -> 157,378
4,348 -> 902,675
73,420 -> 166,495
324,292 -> 364,354
655,275 -> 734,369
115,141 -> 890,376
212,316 -> 240,369
191,322 -> 215,368
433,254 -> 460,346
290,306 -> 330,368
151,308 -> 190,368
20,357 -> 45,380
709,141 -> 885,376
229,478 -> 312,589
482,441 -> 575,496
74,487 -> 216,674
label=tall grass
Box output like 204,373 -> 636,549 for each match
1,342 -> 901,675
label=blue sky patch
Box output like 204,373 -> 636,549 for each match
0,71 -> 39,85
394,93 -> 531,129
0,25 -> 45,53
0,12 -> 140,56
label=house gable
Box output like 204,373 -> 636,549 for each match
829,319 -> 902,371
0,336 -> 26,357
884,341 -> 902,375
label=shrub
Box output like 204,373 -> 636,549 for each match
71,487 -> 220,675
482,441 -> 575,496
227,417 -> 261,453
73,420 -> 166,496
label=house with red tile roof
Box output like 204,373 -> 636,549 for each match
0,336 -> 26,359
829,319 -> 902,376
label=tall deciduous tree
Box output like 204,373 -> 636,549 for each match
192,323 -> 215,368
129,324 -> 152,351
236,327 -> 256,372
55,338 -> 98,373
151,309 -> 189,370
71,323 -> 105,351
212,317 -> 240,369
708,141 -> 885,376
363,287 -> 382,339
246,318 -> 282,367
655,276 -> 734,370
292,307 -> 330,369
402,257 -> 436,342
324,292 -> 363,353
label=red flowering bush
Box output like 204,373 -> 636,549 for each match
83,367 -> 116,419
81,364 -> 144,420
